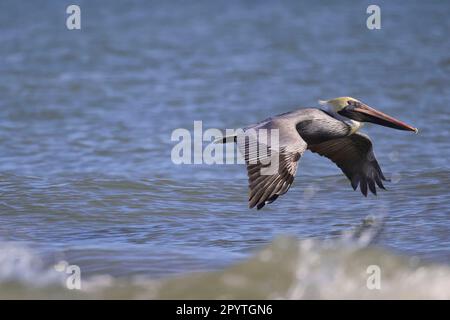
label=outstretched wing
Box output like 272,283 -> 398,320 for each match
308,132 -> 388,196
237,121 -> 307,210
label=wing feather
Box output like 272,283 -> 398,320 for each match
237,122 -> 307,210
308,132 -> 387,196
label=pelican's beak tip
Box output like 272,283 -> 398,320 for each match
414,128 -> 419,134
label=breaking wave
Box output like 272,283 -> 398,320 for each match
1,218 -> 450,299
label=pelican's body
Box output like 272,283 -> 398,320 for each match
218,97 -> 418,210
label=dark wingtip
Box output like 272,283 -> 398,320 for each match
360,179 -> 368,197
351,175 -> 360,191
375,176 -> 386,190
267,194 -> 279,204
359,186 -> 368,197
368,181 -> 377,195
256,202 -> 265,210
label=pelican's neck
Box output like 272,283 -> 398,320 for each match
323,107 -> 363,135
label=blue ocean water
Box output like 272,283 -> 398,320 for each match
0,0 -> 449,298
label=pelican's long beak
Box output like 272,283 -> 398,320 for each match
349,104 -> 418,133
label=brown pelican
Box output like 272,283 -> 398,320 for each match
218,97 -> 418,210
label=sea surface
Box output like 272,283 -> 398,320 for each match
0,0 -> 449,299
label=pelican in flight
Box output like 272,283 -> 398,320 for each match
218,97 -> 418,210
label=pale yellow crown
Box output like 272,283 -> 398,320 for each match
319,97 -> 360,111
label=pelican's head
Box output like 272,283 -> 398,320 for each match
319,97 -> 358,113
319,97 -> 418,133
